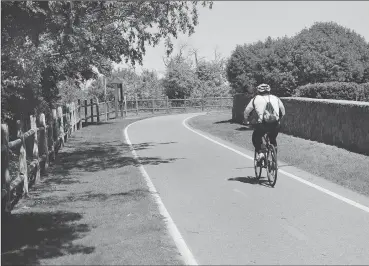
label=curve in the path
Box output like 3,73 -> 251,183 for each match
125,113 -> 369,265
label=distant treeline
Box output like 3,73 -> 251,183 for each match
226,22 -> 369,100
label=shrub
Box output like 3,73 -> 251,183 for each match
358,83 -> 369,101
293,82 -> 369,101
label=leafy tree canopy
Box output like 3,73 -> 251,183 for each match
162,56 -> 197,99
1,1 -> 213,121
226,22 -> 369,96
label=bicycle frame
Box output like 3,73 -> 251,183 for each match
254,132 -> 278,187
247,121 -> 279,186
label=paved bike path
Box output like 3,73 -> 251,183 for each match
126,113 -> 369,265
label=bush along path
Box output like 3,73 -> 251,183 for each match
1,116 -> 183,265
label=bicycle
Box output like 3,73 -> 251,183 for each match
254,133 -> 278,187
244,121 -> 278,187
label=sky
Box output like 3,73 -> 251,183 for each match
113,1 -> 369,77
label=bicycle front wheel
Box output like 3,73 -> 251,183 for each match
266,145 -> 278,187
254,151 -> 262,179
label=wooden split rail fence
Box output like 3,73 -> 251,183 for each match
1,98 -> 117,214
124,95 -> 233,115
74,96 -> 233,122
1,95 -> 232,214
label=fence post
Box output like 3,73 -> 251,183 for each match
84,99 -> 88,125
201,96 -> 204,111
65,103 -> 70,139
166,96 -> 169,113
152,97 -> 155,114
57,106 -> 64,147
68,103 -> 72,136
39,113 -> 49,175
105,101 -> 110,121
65,104 -> 70,141
16,120 -> 28,196
70,102 -> 76,132
68,103 -> 73,133
119,86 -> 124,118
120,101 -> 123,118
102,100 -> 106,121
220,96 -> 223,109
71,102 -> 75,132
184,96 -> 187,112
30,115 -> 40,184
74,102 -> 77,130
78,99 -> 82,129
2,124 -> 12,213
115,88 -> 119,118
50,109 -> 56,161
135,95 -> 139,115
74,102 -> 77,131
120,98 -> 124,118
124,95 -> 127,117
90,99 -> 94,124
120,85 -> 124,115
96,98 -> 100,123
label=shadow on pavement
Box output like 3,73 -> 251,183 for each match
278,164 -> 294,168
1,211 -> 94,265
131,142 -> 177,151
235,126 -> 253,131
228,176 -> 272,188
234,166 -> 255,170
214,119 -> 234,124
50,141 -> 180,179
23,189 -> 151,208
2,120 -> 181,265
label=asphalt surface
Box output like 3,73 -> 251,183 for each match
126,113 -> 369,265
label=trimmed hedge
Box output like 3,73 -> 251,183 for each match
280,97 -> 369,155
231,93 -> 260,124
294,82 -> 369,102
232,93 -> 251,123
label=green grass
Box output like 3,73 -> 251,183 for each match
188,111 -> 369,197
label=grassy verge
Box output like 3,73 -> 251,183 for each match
2,114 -> 182,265
188,111 -> 369,197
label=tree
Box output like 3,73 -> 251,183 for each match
139,70 -> 164,99
194,57 -> 230,97
85,76 -> 116,102
163,57 -> 198,99
1,1 -> 213,121
291,22 -> 369,85
226,42 -> 264,95
226,22 -> 369,97
57,77 -> 87,105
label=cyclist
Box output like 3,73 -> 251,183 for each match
244,84 -> 285,162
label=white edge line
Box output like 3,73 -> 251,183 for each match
124,119 -> 198,266
183,114 -> 369,214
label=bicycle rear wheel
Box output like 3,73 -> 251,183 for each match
254,151 -> 262,179
266,145 -> 278,187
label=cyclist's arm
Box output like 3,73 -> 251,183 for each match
278,98 -> 286,119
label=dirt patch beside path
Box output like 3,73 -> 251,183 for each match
2,116 -> 183,265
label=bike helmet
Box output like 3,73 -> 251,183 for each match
257,83 -> 271,93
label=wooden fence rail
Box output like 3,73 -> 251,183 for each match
0,99 -> 91,214
1,95 -> 232,215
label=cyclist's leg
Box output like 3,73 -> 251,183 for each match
252,124 -> 263,154
267,122 -> 280,153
